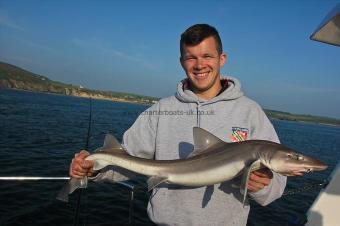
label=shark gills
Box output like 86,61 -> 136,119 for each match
57,127 -> 328,204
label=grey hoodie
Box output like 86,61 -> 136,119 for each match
95,76 -> 286,226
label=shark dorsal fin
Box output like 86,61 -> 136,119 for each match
94,134 -> 124,153
188,127 -> 224,158
103,134 -> 123,150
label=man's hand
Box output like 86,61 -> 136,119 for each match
247,168 -> 273,192
69,150 -> 96,179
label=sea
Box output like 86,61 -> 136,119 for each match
0,89 -> 339,226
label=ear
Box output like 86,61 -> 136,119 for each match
219,53 -> 227,67
180,56 -> 185,68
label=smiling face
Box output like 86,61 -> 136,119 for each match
180,36 -> 226,100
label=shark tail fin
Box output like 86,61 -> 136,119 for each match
57,133 -> 122,202
56,177 -> 88,202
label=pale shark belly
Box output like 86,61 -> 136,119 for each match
166,160 -> 246,186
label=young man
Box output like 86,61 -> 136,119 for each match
70,24 -> 286,226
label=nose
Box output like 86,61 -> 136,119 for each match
194,58 -> 205,70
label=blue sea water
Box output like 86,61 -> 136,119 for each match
0,89 -> 339,226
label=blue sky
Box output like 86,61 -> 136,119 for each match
0,0 -> 339,118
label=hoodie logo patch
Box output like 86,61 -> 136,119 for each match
230,127 -> 249,142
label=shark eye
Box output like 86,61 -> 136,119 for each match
287,153 -> 304,161
297,154 -> 304,161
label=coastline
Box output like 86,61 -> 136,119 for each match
1,87 -> 155,106
2,87 -> 339,127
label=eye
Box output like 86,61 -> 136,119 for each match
183,55 -> 196,61
203,54 -> 213,59
287,153 -> 304,161
296,154 -> 304,161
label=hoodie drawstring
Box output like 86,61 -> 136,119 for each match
196,102 -> 201,127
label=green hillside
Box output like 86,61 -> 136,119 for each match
265,109 -> 340,126
0,61 -> 158,104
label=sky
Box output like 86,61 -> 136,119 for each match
0,0 -> 339,119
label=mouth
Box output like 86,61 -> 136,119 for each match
306,168 -> 313,173
293,164 -> 328,175
282,165 -> 328,176
305,160 -> 328,172
193,71 -> 210,80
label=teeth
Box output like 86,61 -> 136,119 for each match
195,72 -> 209,78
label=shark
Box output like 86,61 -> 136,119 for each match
57,127 -> 328,203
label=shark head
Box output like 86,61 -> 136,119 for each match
268,150 -> 328,176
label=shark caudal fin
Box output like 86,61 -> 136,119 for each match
56,177 -> 88,202
56,133 -> 123,202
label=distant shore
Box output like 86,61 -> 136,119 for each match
1,60 -> 339,126
3,87 -> 340,127
4,87 -> 155,106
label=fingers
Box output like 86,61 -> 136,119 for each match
247,171 -> 272,192
75,150 -> 90,160
252,168 -> 273,179
69,150 -> 94,179
87,168 -> 98,177
247,180 -> 263,192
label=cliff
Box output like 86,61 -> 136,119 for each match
0,61 -> 158,105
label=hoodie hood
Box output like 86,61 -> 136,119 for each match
175,76 -> 244,104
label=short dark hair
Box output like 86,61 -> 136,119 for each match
180,24 -> 223,56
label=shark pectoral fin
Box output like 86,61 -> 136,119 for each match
56,177 -> 88,202
147,176 -> 168,191
240,160 -> 261,207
